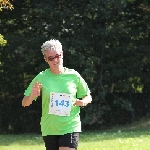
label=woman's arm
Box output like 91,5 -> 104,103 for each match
73,95 -> 92,107
22,82 -> 42,107
22,95 -> 35,107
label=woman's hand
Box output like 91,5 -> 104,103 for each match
30,82 -> 42,99
22,82 -> 42,107
73,95 -> 92,107
73,99 -> 86,107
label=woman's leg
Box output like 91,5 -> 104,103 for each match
43,135 -> 59,150
59,132 -> 79,150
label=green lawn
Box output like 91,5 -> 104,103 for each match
1,118 -> 150,150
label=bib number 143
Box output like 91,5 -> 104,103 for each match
54,100 -> 70,107
49,92 -> 71,116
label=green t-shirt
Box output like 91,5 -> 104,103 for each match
24,68 -> 90,136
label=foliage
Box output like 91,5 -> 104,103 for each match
0,0 -> 14,10
0,0 -> 150,133
0,0 -> 13,45
0,34 -> 7,46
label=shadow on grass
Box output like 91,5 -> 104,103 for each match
81,118 -> 150,142
1,118 -> 150,145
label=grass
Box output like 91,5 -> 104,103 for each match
1,118 -> 150,150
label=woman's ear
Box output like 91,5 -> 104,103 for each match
44,56 -> 47,62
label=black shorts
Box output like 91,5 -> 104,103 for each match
43,132 -> 79,150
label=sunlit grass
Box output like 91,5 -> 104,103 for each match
79,130 -> 150,150
0,134 -> 44,150
1,118 -> 150,150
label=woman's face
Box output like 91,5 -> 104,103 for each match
44,50 -> 63,69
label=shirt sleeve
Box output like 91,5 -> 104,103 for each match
76,74 -> 91,98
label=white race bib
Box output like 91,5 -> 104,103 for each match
49,92 -> 71,116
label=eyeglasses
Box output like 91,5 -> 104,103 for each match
46,54 -> 61,61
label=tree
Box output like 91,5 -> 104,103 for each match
0,34 -> 7,46
0,0 -> 13,46
0,0 -> 150,133
0,0 -> 13,10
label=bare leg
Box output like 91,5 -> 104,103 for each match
59,147 -> 75,150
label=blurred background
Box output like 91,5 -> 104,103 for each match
0,0 -> 150,134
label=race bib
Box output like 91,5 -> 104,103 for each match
49,92 -> 71,116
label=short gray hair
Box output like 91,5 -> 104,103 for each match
41,39 -> 62,55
